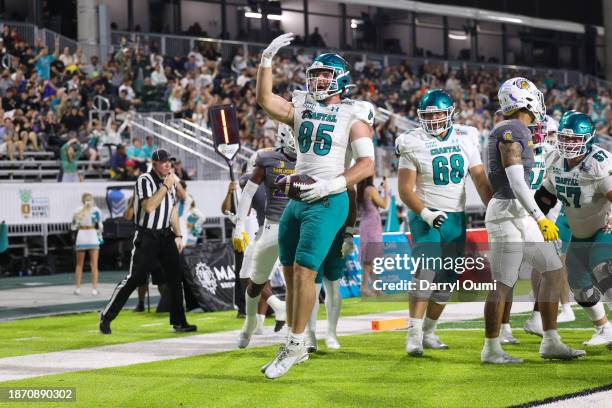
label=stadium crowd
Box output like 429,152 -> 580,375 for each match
0,24 -> 611,180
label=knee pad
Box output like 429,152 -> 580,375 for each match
430,289 -> 453,304
592,261 -> 612,293
411,269 -> 436,299
572,286 -> 600,308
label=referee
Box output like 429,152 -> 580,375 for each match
99,149 -> 196,334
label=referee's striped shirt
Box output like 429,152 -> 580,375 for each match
134,171 -> 176,230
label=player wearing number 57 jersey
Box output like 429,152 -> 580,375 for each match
535,111 -> 612,347
255,33 -> 375,379
396,89 -> 493,357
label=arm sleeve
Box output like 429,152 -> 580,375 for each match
235,180 -> 259,224
505,164 -> 545,221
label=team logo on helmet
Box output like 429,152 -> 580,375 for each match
515,79 -> 530,89
502,130 -> 513,141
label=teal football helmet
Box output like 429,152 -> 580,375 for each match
306,53 -> 352,101
417,89 -> 454,136
556,111 -> 595,159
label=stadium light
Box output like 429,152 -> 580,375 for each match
267,14 -> 283,21
350,19 -> 363,29
245,11 -> 263,19
448,32 -> 468,40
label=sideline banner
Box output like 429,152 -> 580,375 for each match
182,243 -> 236,312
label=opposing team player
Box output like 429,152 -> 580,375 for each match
395,89 -> 493,356
255,33 -> 375,378
482,77 -> 584,364
534,111 -> 612,347
233,123 -> 296,348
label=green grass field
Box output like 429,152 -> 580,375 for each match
1,303 -> 611,407
1,323 -> 610,408
0,299 -> 408,359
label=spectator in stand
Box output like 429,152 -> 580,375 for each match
60,138 -> 83,182
308,27 -> 326,47
173,159 -> 192,181
151,63 -> 167,87
0,117 -> 24,160
126,137 -> 147,172
109,143 -> 128,179
168,85 -> 183,115
31,38 -> 59,81
114,89 -> 133,120
59,47 -> 77,68
142,135 -> 158,160
102,116 -> 128,147
61,106 -> 85,136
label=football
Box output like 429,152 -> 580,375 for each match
275,174 -> 317,200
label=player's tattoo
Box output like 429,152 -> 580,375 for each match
499,141 -> 523,168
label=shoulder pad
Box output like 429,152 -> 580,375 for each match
585,147 -> 612,178
348,99 -> 376,127
394,130 -> 419,156
291,90 -> 308,108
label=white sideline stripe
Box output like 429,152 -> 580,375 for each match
13,337 -> 41,341
534,390 -> 612,407
141,323 -> 163,327
0,302 -> 532,382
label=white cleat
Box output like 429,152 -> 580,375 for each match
540,337 -> 586,360
524,315 -> 544,337
238,319 -> 257,349
500,334 -> 520,345
423,333 -> 448,349
73,288 -> 81,296
481,349 -> 523,364
325,335 -> 341,350
260,344 -> 285,373
305,330 -> 317,353
406,331 -> 424,356
91,288 -> 99,296
264,342 -> 308,379
557,308 -> 576,323
583,325 -> 612,346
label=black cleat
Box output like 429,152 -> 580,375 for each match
99,314 -> 112,335
274,320 -> 285,333
173,324 -> 197,333
134,302 -> 145,312
236,311 -> 246,319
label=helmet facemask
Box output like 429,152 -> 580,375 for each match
306,66 -> 348,101
278,123 -> 296,158
555,129 -> 594,159
417,106 -> 454,136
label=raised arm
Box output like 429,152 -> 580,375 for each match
255,33 -> 295,126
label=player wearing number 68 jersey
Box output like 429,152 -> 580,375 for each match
395,89 -> 493,357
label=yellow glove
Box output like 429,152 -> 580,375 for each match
231,222 -> 250,253
537,217 -> 559,242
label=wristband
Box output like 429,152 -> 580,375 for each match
260,56 -> 272,68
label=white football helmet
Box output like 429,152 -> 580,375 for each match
498,77 -> 546,124
544,114 -> 559,146
277,123 -> 296,157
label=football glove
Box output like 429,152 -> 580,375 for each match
261,33 -> 294,67
231,221 -> 250,253
299,176 -> 346,203
537,217 -> 559,242
420,208 -> 447,229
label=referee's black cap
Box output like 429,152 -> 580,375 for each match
151,149 -> 175,162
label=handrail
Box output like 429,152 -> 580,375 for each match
131,120 -> 229,170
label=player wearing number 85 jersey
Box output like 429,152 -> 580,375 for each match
395,89 -> 493,357
255,34 -> 375,379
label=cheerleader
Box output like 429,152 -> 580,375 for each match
72,193 -> 103,295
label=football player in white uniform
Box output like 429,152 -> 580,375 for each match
396,89 -> 493,356
482,77 -> 584,364
233,124 -> 297,348
534,111 -> 612,348
255,33 -> 375,379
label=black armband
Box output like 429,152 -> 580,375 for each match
534,186 -> 557,215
